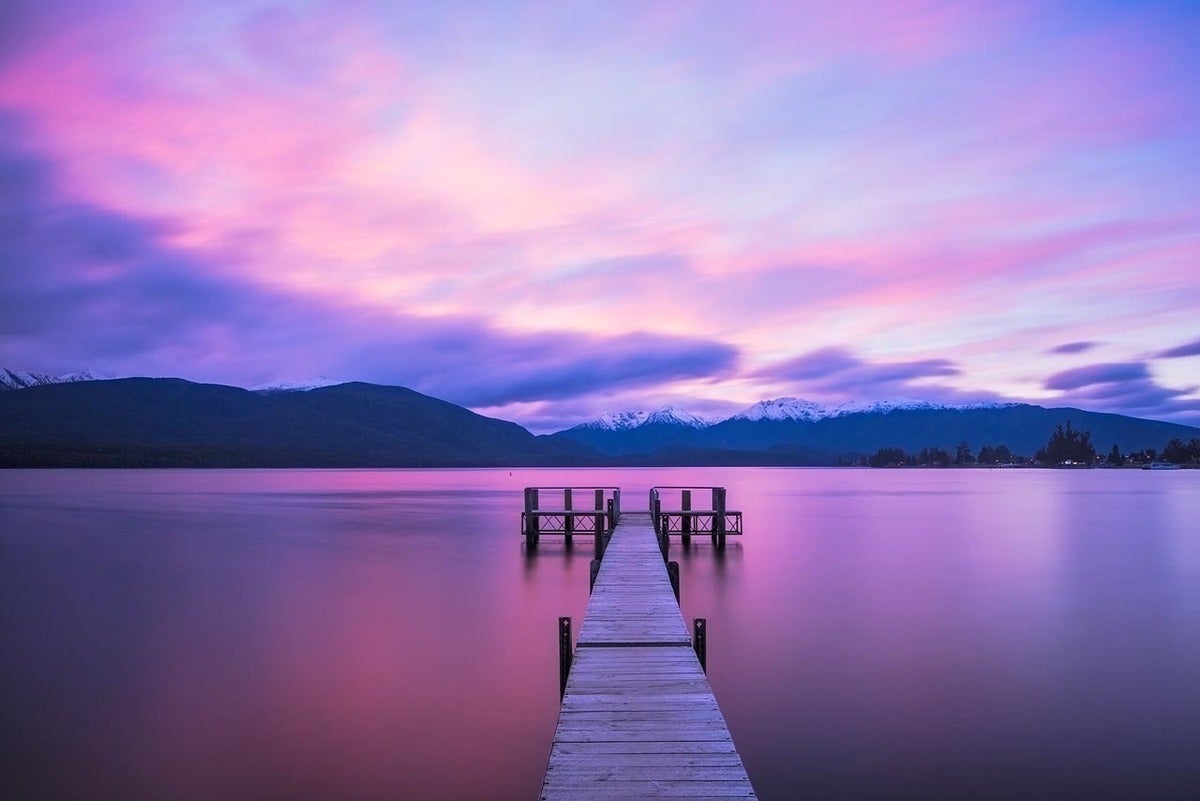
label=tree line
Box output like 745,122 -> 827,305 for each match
865,421 -> 1200,468
1105,437 -> 1200,466
864,442 -> 1022,468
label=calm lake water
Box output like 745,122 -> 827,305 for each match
2,468 -> 1198,800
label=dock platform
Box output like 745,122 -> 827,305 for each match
651,486 -> 743,546
540,511 -> 755,799
522,486 -> 621,551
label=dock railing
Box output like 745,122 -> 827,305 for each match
522,486 -> 621,556
649,485 -> 742,547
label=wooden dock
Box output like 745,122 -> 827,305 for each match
540,510 -> 756,799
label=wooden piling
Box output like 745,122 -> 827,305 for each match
681,489 -> 692,546
564,488 -> 573,546
532,487 -> 540,545
693,617 -> 707,673
558,616 -> 572,699
524,487 -> 540,548
593,489 -> 604,557
712,487 -> 726,548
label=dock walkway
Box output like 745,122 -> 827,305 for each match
540,512 -> 756,799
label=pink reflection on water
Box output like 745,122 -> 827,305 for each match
2,468 -> 1198,799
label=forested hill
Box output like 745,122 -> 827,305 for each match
0,379 -> 595,467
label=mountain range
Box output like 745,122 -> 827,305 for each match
554,397 -> 1195,460
2,373 -> 1197,467
1,368 -> 110,390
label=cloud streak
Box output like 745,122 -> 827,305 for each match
1044,363 -> 1150,392
751,346 -> 973,403
0,129 -> 738,411
1048,341 -> 1101,355
1042,361 -> 1200,423
1155,338 -> 1200,359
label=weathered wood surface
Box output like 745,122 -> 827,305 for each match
577,513 -> 690,646
541,513 -> 755,800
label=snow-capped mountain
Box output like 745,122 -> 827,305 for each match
250,376 -> 342,393
581,405 -> 714,431
729,396 -> 1016,422
555,395 -> 1051,458
833,398 -> 1019,415
586,410 -> 654,430
1,368 -> 109,390
577,397 -> 1020,432
1,370 -> 349,394
643,406 -> 713,428
731,397 -> 830,422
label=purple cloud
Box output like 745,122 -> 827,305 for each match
338,327 -> 738,407
1155,338 -> 1200,359
1044,362 -> 1150,391
1043,360 -> 1200,423
744,346 -> 982,407
753,347 -> 862,381
0,128 -> 738,413
755,346 -> 959,390
1048,341 -> 1100,355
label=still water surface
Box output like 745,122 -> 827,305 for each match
2,468 -> 1198,799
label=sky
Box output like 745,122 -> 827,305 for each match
1,0 -> 1198,432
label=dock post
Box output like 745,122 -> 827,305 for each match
531,488 -> 540,546
658,515 -> 669,562
524,487 -> 539,549
613,488 -> 621,524
594,521 -> 606,559
594,489 -> 604,556
564,488 -> 573,546
712,487 -> 726,549
693,618 -> 707,673
668,560 -> 680,604
558,616 -> 573,699
681,489 -> 692,546
589,559 -> 601,594
607,498 -> 615,549
523,488 -> 530,547
652,494 -> 662,536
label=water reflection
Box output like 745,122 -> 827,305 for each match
1,468 -> 1198,800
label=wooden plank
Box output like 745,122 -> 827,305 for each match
545,767 -> 753,781
543,782 -> 755,799
541,511 -> 755,799
551,741 -> 741,755
548,753 -> 745,768
562,692 -> 720,704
